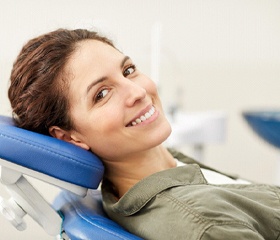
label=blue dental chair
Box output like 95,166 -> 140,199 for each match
0,115 -> 142,239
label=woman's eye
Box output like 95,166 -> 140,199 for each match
95,89 -> 109,102
123,65 -> 136,77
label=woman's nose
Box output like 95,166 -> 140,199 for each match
124,80 -> 147,107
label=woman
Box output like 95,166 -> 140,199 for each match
8,29 -> 280,239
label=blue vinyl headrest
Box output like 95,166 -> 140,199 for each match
0,115 -> 104,189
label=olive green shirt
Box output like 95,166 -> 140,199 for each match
102,150 -> 280,239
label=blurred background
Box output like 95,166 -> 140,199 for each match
0,0 -> 280,239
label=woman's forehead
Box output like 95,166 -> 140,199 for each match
75,39 -> 121,59
68,40 -> 123,74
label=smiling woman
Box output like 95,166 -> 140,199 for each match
51,39 -> 172,164
8,28 -> 280,239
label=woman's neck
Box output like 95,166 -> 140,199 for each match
103,146 -> 176,198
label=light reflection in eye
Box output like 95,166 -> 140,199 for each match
95,89 -> 109,102
123,65 -> 136,77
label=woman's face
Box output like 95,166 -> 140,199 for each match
65,40 -> 171,160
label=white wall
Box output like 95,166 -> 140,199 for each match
0,0 -> 280,239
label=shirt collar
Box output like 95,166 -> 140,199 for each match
102,164 -> 207,216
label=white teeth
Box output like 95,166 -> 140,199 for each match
130,106 -> 155,126
140,116 -> 146,121
145,112 -> 151,119
149,107 -> 155,115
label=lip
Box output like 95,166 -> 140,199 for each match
126,104 -> 156,127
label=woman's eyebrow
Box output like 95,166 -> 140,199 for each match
85,55 -> 131,96
121,55 -> 130,68
86,77 -> 107,96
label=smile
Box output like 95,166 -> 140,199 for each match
128,106 -> 156,127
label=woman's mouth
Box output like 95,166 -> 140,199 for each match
127,106 -> 156,127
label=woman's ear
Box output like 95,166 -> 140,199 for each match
49,126 -> 90,150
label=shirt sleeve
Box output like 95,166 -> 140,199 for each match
201,224 -> 265,240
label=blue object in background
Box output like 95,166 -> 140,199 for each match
243,111 -> 280,149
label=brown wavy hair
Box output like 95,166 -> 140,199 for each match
8,28 -> 114,135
